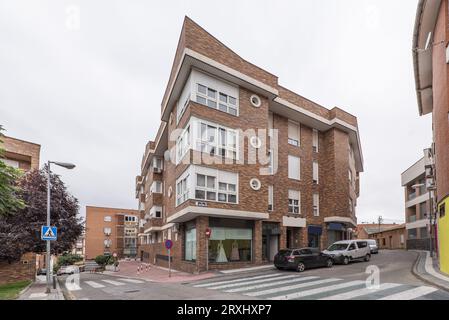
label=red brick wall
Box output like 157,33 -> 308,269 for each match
0,253 -> 36,285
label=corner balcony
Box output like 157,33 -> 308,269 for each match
144,218 -> 163,233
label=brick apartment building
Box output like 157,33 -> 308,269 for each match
85,206 -> 140,260
401,155 -> 434,250
0,135 -> 41,284
136,17 -> 364,273
412,0 -> 449,274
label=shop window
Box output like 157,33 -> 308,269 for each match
208,227 -> 252,262
185,225 -> 196,261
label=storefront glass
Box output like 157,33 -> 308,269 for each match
209,227 -> 252,262
185,224 -> 196,261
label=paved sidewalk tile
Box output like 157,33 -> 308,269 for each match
412,250 -> 449,292
18,275 -> 64,300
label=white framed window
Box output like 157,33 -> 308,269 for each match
288,121 -> 300,147
195,119 -> 237,160
288,190 -> 300,214
313,161 -> 319,184
104,239 -> 112,247
125,216 -> 137,222
151,181 -> 163,194
103,227 -> 111,235
176,175 -> 189,206
176,125 -> 190,163
312,129 -> 319,152
195,172 -> 237,204
196,83 -> 238,116
268,185 -> 274,211
104,216 -> 112,222
313,193 -> 319,216
150,206 -> 163,218
153,157 -> 163,171
288,155 -> 300,180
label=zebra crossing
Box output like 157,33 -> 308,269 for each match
188,272 -> 440,300
65,277 -> 146,291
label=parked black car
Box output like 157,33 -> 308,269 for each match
36,268 -> 47,275
274,248 -> 334,272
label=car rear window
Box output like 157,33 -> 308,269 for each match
277,250 -> 292,256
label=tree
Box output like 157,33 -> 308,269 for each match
0,125 -> 25,216
0,166 -> 83,262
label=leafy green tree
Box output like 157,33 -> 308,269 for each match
95,255 -> 113,266
0,125 -> 25,216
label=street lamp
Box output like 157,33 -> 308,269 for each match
46,160 -> 75,293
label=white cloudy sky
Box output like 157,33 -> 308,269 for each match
0,0 -> 431,224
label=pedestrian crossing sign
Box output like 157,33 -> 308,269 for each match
41,226 -> 57,241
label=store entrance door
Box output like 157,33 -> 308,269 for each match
262,222 -> 281,262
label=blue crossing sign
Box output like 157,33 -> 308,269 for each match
41,226 -> 57,241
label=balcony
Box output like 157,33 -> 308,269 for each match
408,215 -> 417,223
144,218 -> 163,231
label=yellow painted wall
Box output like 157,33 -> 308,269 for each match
438,198 -> 449,275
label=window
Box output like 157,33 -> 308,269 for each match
312,129 -> 319,152
348,243 -> 356,250
349,199 -> 353,213
153,157 -> 163,171
155,208 -> 162,218
125,228 -> 136,236
268,149 -> 274,175
1,159 -> 19,168
440,203 -> 446,218
420,227 -> 429,239
196,83 -> 238,116
125,216 -> 137,222
195,120 -> 237,160
288,190 -> 300,214
176,175 -> 189,206
356,241 -> 368,248
268,185 -> 274,211
288,121 -> 300,146
176,125 -> 190,162
313,161 -> 319,184
185,224 -> 196,261
313,193 -> 319,216
104,239 -> 112,248
104,227 -> 111,235
152,181 -> 163,194
288,155 -> 300,180
209,227 -> 252,262
195,173 -> 237,204
104,216 -> 112,222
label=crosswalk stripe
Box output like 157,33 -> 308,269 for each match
208,274 -> 299,290
85,281 -> 105,288
101,279 -> 125,286
224,276 -> 319,293
246,278 -> 341,297
378,286 -> 438,300
118,278 -> 145,284
193,273 -> 283,288
320,283 -> 401,300
269,280 -> 364,300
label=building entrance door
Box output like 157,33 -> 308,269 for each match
262,222 -> 280,262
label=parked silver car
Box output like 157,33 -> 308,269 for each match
322,240 -> 371,265
365,239 -> 379,254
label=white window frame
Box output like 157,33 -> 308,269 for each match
176,174 -> 189,206
151,181 -> 163,194
288,190 -> 300,214
288,121 -> 300,147
288,155 -> 301,180
313,161 -> 319,184
104,216 -> 112,222
268,185 -> 274,211
313,193 -> 320,216
194,171 -> 238,205
195,83 -> 238,116
176,125 -> 191,164
312,129 -> 319,152
153,157 -> 163,171
103,227 -> 111,235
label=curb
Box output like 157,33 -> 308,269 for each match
15,280 -> 34,300
57,277 -> 75,300
411,251 -> 449,293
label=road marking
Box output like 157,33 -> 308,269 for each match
85,281 -> 105,288
269,280 -> 364,300
101,279 -> 126,286
193,273 -> 283,288
378,286 -> 438,300
320,283 -> 401,300
65,282 -> 82,291
224,276 -> 319,293
208,274 -> 299,290
245,278 -> 341,297
118,278 -> 145,284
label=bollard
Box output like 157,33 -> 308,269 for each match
52,275 -> 56,289
137,266 -> 140,274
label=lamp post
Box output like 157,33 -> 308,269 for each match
46,161 -> 75,293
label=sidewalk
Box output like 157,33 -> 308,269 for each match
18,275 -> 64,300
412,250 -> 449,292
103,261 -> 217,283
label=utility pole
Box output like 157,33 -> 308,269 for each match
378,216 -> 383,233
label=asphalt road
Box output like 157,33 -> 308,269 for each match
59,250 -> 449,300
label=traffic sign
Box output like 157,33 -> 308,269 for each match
165,239 -> 173,250
41,226 -> 57,241
205,228 -> 211,238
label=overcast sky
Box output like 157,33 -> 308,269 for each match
0,0 -> 431,224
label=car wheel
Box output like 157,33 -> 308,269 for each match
296,262 -> 306,272
364,254 -> 371,262
326,259 -> 333,268
343,256 -> 350,265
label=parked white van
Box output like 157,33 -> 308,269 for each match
322,240 -> 371,265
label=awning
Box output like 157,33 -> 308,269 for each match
308,226 -> 322,235
328,223 -> 345,231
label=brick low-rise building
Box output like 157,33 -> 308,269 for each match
370,224 -> 406,250
136,17 -> 364,273
85,206 -> 140,260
